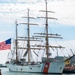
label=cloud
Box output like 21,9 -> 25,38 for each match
17,0 -> 40,3
0,0 -> 17,3
0,0 -> 75,26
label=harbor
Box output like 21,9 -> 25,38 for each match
0,0 -> 75,74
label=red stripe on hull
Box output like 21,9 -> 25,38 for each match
43,62 -> 50,73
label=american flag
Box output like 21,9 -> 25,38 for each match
0,38 -> 11,50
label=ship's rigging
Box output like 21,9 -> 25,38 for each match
11,0 -> 65,63
15,9 -> 42,63
33,0 -> 64,59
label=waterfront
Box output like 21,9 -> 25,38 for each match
0,67 -> 75,75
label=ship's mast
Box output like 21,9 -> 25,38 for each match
19,9 -> 39,63
34,0 -> 64,59
27,9 -> 30,63
40,0 -> 57,59
45,0 -> 49,59
15,20 -> 18,62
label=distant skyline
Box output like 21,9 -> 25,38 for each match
0,0 -> 75,64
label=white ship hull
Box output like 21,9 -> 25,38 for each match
6,61 -> 65,74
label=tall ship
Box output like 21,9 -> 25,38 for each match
6,0 -> 66,74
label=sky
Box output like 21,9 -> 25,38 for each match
0,0 -> 75,64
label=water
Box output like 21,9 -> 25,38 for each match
0,67 -> 75,75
